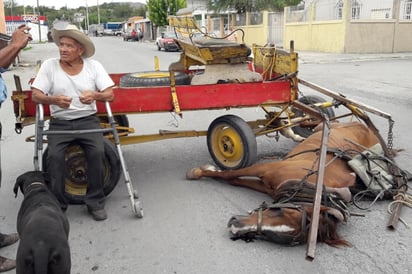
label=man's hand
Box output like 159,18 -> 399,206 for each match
11,25 -> 33,50
79,90 -> 96,105
55,95 -> 72,108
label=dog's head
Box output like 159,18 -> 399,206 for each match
13,171 -> 50,197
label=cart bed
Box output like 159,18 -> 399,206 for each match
15,73 -> 292,117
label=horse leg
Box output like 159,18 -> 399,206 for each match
226,178 -> 269,194
186,163 -> 274,181
186,164 -> 276,195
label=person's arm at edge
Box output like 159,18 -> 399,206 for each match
0,25 -> 32,69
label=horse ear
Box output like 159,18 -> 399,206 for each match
321,207 -> 345,222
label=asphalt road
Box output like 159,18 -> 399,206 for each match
0,37 -> 411,274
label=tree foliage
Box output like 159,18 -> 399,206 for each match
3,1 -> 147,29
207,0 -> 302,13
147,0 -> 187,27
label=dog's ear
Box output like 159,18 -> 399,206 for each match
13,175 -> 23,198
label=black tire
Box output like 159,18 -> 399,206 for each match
207,115 -> 257,170
42,138 -> 121,204
292,95 -> 335,138
119,71 -> 191,87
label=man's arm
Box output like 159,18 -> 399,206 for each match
79,87 -> 115,104
0,25 -> 32,69
31,88 -> 72,109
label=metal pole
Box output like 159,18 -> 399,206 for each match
86,0 -> 89,33
97,0 -> 100,25
36,0 -> 41,42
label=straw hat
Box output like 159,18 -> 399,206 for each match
51,23 -> 95,58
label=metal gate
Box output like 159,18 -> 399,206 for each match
267,12 -> 284,47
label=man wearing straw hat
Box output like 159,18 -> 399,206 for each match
31,23 -> 115,221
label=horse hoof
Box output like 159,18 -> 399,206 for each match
186,168 -> 202,180
200,164 -> 218,172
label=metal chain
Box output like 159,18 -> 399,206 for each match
387,118 -> 395,156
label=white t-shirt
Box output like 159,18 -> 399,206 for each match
31,58 -> 114,120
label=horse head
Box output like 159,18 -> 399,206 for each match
227,202 -> 351,247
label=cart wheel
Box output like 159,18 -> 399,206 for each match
133,201 -> 144,218
99,115 -> 130,135
292,95 -> 335,138
207,115 -> 257,170
42,138 -> 121,204
119,71 -> 191,87
99,114 -> 129,128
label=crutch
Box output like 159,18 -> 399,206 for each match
104,101 -> 143,218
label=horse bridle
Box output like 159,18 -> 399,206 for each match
257,202 -> 309,245
231,202 -> 309,246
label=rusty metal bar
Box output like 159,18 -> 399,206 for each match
306,117 -> 330,261
298,78 -> 392,120
291,100 -> 329,260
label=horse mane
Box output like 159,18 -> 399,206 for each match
317,212 -> 351,247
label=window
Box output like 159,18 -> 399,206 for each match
336,0 -> 343,19
405,0 -> 412,19
352,0 -> 361,19
249,12 -> 263,25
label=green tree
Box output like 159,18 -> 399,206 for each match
207,0 -> 302,13
147,0 -> 186,27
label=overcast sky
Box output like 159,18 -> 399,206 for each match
16,0 -> 146,10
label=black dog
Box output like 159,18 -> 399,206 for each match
13,171 -> 71,274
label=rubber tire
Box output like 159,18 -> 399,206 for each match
292,95 -> 335,138
119,71 -> 191,87
207,115 -> 257,170
42,138 -> 121,204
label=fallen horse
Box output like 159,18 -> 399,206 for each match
186,121 -> 402,246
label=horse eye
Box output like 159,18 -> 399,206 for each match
267,208 -> 283,217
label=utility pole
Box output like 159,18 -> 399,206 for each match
36,0 -> 41,42
97,0 -> 100,25
85,0 -> 89,33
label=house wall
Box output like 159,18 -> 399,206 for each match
238,11 -> 270,46
284,20 -> 346,52
344,20 -> 396,53
394,21 -> 412,51
283,0 -> 412,53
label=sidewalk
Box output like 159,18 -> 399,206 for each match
298,51 -> 412,64
15,41 -> 412,68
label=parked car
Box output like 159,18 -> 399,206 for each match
102,29 -> 114,36
123,29 -> 138,41
113,29 -> 124,36
156,32 -> 180,51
